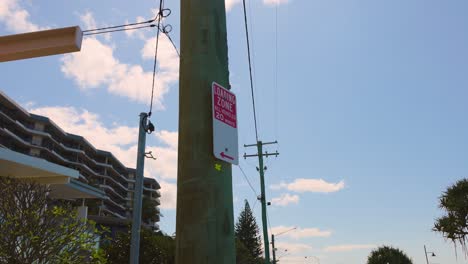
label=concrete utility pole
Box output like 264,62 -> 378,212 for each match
129,113 -> 154,264
175,0 -> 236,263
244,141 -> 280,264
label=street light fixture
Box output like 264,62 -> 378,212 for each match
424,245 -> 436,264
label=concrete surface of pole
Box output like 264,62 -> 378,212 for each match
175,0 -> 236,263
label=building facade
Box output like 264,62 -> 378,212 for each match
0,91 -> 161,229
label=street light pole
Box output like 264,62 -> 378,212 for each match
424,245 -> 429,264
129,112 -> 154,264
424,245 -> 436,264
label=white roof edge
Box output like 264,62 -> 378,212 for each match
0,148 -> 79,179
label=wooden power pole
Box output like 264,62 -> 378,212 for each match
175,0 -> 236,263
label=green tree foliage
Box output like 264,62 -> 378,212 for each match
235,200 -> 263,264
367,246 -> 413,264
433,178 -> 468,257
102,228 -> 175,264
0,177 -> 106,264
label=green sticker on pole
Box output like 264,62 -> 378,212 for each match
212,82 -> 239,165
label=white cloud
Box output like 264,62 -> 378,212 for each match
29,106 -> 137,152
271,193 -> 299,206
159,180 -> 177,209
271,226 -> 332,239
61,38 -> 118,88
271,178 -> 345,193
61,14 -> 179,110
28,105 -> 178,209
80,11 -> 97,30
225,0 -> 241,11
0,0 -> 45,33
263,0 -> 289,6
156,130 -> 178,149
323,244 -> 376,252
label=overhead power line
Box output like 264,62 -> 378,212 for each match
242,0 -> 259,142
148,0 -> 165,117
81,1 -> 178,116
83,24 -> 156,36
82,19 -> 156,34
239,165 -> 259,197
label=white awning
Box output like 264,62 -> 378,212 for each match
0,148 -> 105,199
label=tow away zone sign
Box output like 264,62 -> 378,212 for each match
212,82 -> 238,165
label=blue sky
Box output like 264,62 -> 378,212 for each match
1,0 -> 468,263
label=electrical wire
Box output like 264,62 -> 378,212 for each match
162,24 -> 180,57
242,0 -> 259,142
83,23 -> 179,59
81,1 -> 177,128
83,24 -> 156,36
248,0 -> 260,137
239,165 -> 259,197
252,197 -> 258,211
148,0 -> 164,117
267,209 -> 273,232
148,0 -> 170,116
148,0 -> 174,117
82,19 -> 155,33
274,3 -> 279,141
266,209 -> 273,255
82,7 -> 172,34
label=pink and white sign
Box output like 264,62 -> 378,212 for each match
212,82 -> 239,165
213,83 -> 237,128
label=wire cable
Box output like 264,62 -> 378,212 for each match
84,23 -> 180,59
83,24 -> 156,36
162,24 -> 180,57
274,3 -> 279,141
82,19 -> 155,33
242,0 -> 259,142
238,165 -> 259,197
252,197 -> 258,211
266,209 -> 273,246
148,0 -> 168,117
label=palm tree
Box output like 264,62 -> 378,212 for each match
433,178 -> 468,257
